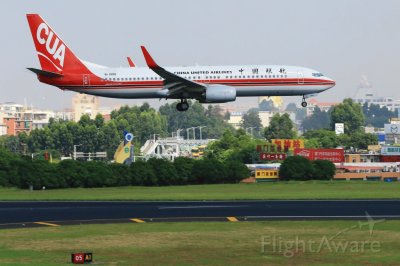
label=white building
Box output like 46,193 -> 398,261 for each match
353,76 -> 400,111
228,112 -> 243,129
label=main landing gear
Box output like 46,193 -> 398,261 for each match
176,99 -> 189,112
301,96 -> 308,108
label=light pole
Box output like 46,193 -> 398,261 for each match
191,127 -> 196,140
176,128 -> 183,139
246,127 -> 256,137
73,144 -> 81,160
186,128 -> 191,140
198,126 -> 207,140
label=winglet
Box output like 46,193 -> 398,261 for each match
127,57 -> 135,67
141,46 -> 158,68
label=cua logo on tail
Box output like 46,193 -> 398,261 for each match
36,22 -> 65,68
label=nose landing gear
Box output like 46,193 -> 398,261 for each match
301,96 -> 308,108
176,99 -> 189,111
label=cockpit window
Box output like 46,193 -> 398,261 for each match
312,73 -> 324,77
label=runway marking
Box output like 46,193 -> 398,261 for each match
247,215 -> 400,219
130,218 -> 145,223
227,217 -> 239,222
34,221 -> 60,227
158,205 -> 247,209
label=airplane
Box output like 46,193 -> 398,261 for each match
26,14 -> 335,112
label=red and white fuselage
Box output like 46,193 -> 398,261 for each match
27,14 -> 335,110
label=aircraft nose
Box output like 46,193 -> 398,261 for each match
326,77 -> 336,88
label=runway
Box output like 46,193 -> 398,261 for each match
1,200 -> 400,229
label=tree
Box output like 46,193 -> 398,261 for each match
363,102 -> 396,128
240,110 -> 262,132
330,98 -> 364,134
206,129 -> 264,163
312,160 -> 336,180
130,160 -> 157,186
302,107 -> 331,131
279,156 -> 314,181
285,103 -> 307,121
303,129 -> 339,148
191,157 -> 227,184
94,113 -> 105,128
173,157 -> 196,184
159,101 -> 232,139
339,132 -> 378,150
264,113 -> 297,140
57,160 -> 88,188
147,158 -> 178,185
259,99 -> 278,111
224,159 -> 250,183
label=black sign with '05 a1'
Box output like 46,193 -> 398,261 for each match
71,253 -> 92,264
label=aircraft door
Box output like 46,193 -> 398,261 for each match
297,71 -> 304,85
83,74 -> 90,87
201,72 -> 210,84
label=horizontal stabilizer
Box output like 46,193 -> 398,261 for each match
27,68 -> 63,77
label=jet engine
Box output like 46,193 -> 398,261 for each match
201,85 -> 236,103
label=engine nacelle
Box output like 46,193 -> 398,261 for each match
201,85 -> 236,103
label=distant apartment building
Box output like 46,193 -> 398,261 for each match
72,94 -> 99,122
3,117 -> 32,136
54,108 -> 75,121
0,102 -> 56,136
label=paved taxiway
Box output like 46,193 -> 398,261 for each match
0,200 -> 399,228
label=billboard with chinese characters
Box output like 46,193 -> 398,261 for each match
270,139 -> 304,152
259,153 -> 287,161
294,148 -> 344,163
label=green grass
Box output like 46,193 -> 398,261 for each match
0,220 -> 399,265
0,181 -> 400,201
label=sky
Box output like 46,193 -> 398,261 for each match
1,0 -> 400,110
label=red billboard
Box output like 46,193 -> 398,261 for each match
294,148 -> 344,163
380,155 -> 400,162
260,153 -> 287,161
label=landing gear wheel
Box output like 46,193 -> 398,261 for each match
301,96 -> 307,108
181,101 -> 189,111
176,100 -> 189,112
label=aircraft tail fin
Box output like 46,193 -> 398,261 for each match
26,14 -> 89,74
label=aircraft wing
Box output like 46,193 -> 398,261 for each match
140,46 -> 206,97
